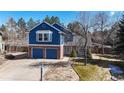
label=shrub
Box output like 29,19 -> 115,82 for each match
5,54 -> 15,59
70,49 -> 77,57
87,49 -> 92,59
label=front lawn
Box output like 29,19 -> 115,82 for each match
72,59 -> 111,81
72,53 -> 124,81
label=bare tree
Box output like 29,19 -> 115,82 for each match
93,12 -> 123,54
6,17 -> 18,52
68,12 -> 92,65
93,12 -> 109,54
76,12 -> 92,65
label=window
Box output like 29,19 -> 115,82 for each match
36,30 -> 52,42
44,33 -> 49,41
39,34 -> 43,41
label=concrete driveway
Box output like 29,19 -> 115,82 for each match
0,58 -> 79,81
0,59 -> 41,81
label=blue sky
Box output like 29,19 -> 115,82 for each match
0,11 -> 122,26
0,11 -> 79,26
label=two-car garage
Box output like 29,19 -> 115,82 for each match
31,47 -> 58,59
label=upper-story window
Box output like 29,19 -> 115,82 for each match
36,30 -> 52,42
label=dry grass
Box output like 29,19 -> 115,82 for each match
72,59 -> 111,81
72,53 -> 124,81
73,64 -> 100,80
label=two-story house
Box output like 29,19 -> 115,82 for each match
28,22 -> 65,59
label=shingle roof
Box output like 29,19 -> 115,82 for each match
52,23 -> 73,34
29,21 -> 65,34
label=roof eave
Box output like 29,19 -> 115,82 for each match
59,32 -> 66,35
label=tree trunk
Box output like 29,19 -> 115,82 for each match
84,34 -> 88,66
101,40 -> 104,54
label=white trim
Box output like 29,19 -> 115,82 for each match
29,21 -> 63,33
29,44 -> 63,47
59,32 -> 65,35
36,30 -> 53,34
36,30 -> 52,42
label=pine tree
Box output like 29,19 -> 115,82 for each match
0,24 -> 7,32
114,15 -> 124,54
43,15 -> 60,24
27,18 -> 37,31
17,18 -> 27,39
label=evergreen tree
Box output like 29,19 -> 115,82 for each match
0,24 -> 7,32
70,49 -> 77,57
43,15 -> 60,24
35,19 -> 41,25
114,15 -> 124,54
27,18 -> 37,31
43,15 -> 50,23
17,18 -> 27,39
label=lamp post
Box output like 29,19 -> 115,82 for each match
38,59 -> 44,81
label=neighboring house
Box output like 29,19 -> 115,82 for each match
64,32 -> 92,56
28,22 -> 65,59
92,43 -> 112,54
91,31 -> 113,54
0,31 -> 5,54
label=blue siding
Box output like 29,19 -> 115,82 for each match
32,48 -> 43,58
53,24 -> 73,42
29,22 -> 61,45
46,49 -> 57,59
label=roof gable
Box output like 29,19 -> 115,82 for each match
29,21 -> 62,33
